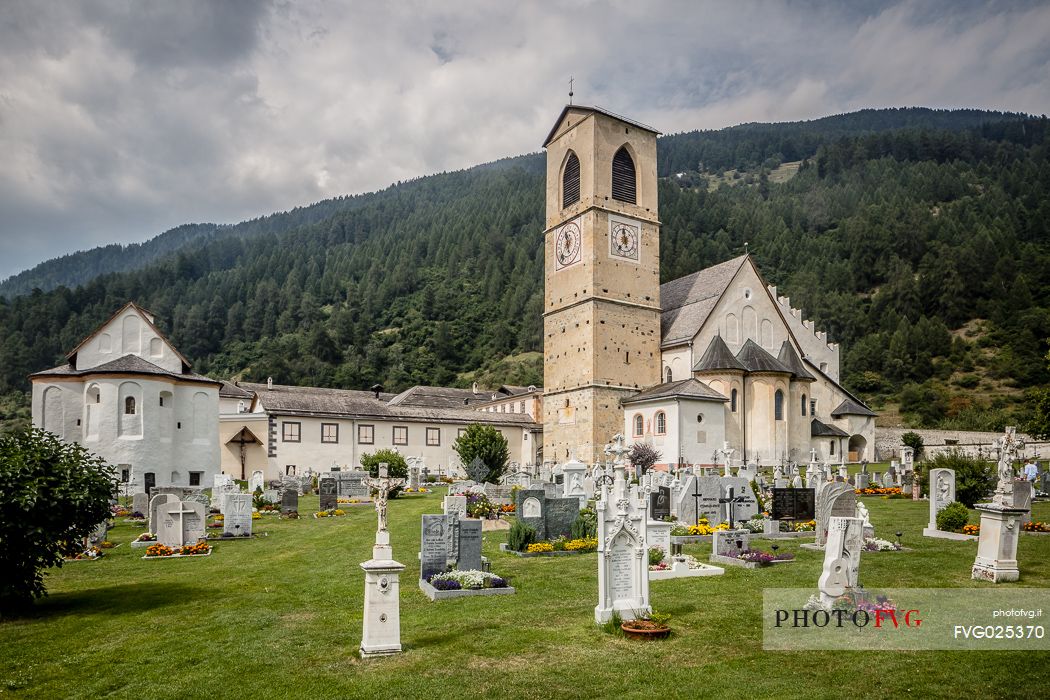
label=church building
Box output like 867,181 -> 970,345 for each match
30,302 -> 222,492
541,105 -> 875,468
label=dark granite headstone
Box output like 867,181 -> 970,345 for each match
771,488 -> 816,521
457,519 -> 483,571
650,486 -> 671,521
515,488 -> 547,540
319,476 -> 337,510
420,514 -> 448,580
281,489 -> 298,514
544,497 -> 580,540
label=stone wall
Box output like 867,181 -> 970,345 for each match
874,427 -> 1049,460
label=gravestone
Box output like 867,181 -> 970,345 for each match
443,494 -> 467,520
514,488 -> 578,541
338,470 -> 370,500
648,520 -> 672,562
262,489 -> 279,504
815,482 -> 857,547
464,457 -> 490,483
771,488 -> 816,522
1013,481 -> 1034,526
456,519 -> 483,571
649,486 -> 672,521
927,468 -> 956,531
408,464 -> 421,490
854,472 -> 870,490
223,494 -> 253,536
148,493 -> 178,533
720,477 -> 759,524
818,516 -> 864,607
675,475 -> 721,526
505,471 -> 531,489
882,471 -> 895,488
712,529 -> 750,557
545,497 -> 581,539
157,500 -> 206,548
319,475 -> 337,510
595,459 -> 649,624
420,514 -> 449,580
281,489 -> 299,514
249,470 -> 265,494
132,492 -> 148,517
542,482 -> 560,498
561,458 -> 588,506
87,519 -> 110,547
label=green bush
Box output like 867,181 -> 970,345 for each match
359,449 -> 407,498
507,519 -> 536,552
570,508 -> 598,539
921,450 -> 995,507
648,546 -> 665,566
936,501 -> 970,533
901,431 -> 924,459
452,425 -> 509,483
0,429 -> 115,611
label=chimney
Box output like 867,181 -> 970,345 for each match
267,377 -> 273,390
371,383 -> 384,400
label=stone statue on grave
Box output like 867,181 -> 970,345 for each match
363,463 -> 405,535
773,464 -> 784,481
992,428 -> 1023,507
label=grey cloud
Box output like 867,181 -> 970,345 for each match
1,0 -> 1049,281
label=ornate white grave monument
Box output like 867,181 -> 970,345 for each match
360,463 -> 407,658
972,428 -> 1030,583
595,434 -> 651,624
817,516 -> 864,608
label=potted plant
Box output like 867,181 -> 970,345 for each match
621,609 -> 671,640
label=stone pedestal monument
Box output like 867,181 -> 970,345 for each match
360,463 -> 407,658
595,434 -> 651,625
972,428 -> 1030,583
818,516 -> 864,608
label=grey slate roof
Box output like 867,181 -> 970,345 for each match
387,385 -> 487,409
777,341 -> 816,381
31,354 -> 220,386
693,335 -> 748,372
219,381 -> 255,399
621,378 -> 728,405
831,397 -> 878,417
735,339 -> 792,374
243,382 -> 539,428
660,255 -> 748,347
543,104 -> 660,147
811,419 -> 850,437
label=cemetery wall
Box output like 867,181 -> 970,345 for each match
875,427 -> 1045,461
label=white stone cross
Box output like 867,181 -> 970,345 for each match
810,448 -> 818,464
363,462 -> 405,533
603,433 -> 630,466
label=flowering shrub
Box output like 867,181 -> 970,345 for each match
962,524 -> 981,535
793,520 -> 816,532
855,487 -> 902,496
145,544 -> 173,557
863,538 -> 902,551
1023,521 -> 1050,533
527,542 -> 554,553
111,505 -> 131,517
686,521 -> 729,536
563,537 -> 598,552
648,546 -> 665,566
428,569 -> 507,590
743,516 -> 766,533
650,561 -> 671,571
466,493 -> 499,519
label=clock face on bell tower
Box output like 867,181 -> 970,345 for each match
540,105 -> 663,464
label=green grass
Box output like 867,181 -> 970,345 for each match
2,494 -> 1049,699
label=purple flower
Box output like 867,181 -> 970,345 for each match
431,579 -> 462,591
489,577 -> 508,588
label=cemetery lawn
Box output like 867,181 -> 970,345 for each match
3,495 -> 1050,699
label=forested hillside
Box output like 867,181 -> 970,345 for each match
1,108 -> 1047,434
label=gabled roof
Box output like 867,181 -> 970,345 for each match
660,255 -> 749,347
65,301 -> 193,371
804,360 -> 877,417
693,335 -> 747,373
777,341 -> 816,381
621,378 -> 728,405
543,104 -> 660,147
735,339 -> 791,374
387,385 -> 485,409
243,382 -> 539,428
30,354 -> 220,386
831,397 -> 878,417
219,381 -> 255,399
811,419 -> 850,437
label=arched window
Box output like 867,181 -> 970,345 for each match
124,396 -> 136,415
665,367 -> 672,383
731,388 -> 738,413
562,151 -> 580,208
655,411 -> 666,435
801,394 -> 807,416
774,390 -> 784,421
611,146 -> 636,204
633,414 -> 644,437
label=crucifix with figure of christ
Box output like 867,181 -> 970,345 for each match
718,487 -> 748,530
364,462 -> 405,537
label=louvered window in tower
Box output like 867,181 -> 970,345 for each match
611,147 -> 636,204
562,151 -> 580,208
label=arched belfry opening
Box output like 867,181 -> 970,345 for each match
562,151 -> 580,208
611,146 -> 636,204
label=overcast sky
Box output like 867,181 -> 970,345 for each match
2,0 -> 1049,281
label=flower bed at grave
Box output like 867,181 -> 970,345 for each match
855,487 -> 902,496
466,493 -> 499,519
281,511 -> 300,519
251,512 -> 261,520
962,524 -> 981,536
401,487 -> 431,494
864,537 -> 903,551
738,549 -> 795,566
426,570 -> 508,591
500,503 -> 516,514
66,546 -> 104,561
793,520 -> 816,532
111,505 -> 131,517
1023,520 -> 1050,533
336,498 -> 369,505
807,588 -> 897,615
99,541 -> 115,549
143,542 -> 212,558
313,509 -> 347,518
257,505 -> 280,515
523,536 -> 597,554
671,518 -> 730,536
527,542 -> 554,553
133,533 -> 157,543
208,521 -> 223,529
650,554 -> 708,572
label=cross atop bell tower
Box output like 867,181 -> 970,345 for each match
541,105 -> 662,465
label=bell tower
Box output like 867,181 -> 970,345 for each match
542,106 -> 662,465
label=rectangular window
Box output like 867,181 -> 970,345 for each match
830,441 -> 835,456
810,399 -> 817,416
282,422 -> 301,442
393,426 -> 408,445
457,428 -> 467,438
520,401 -> 526,414
427,427 -> 441,446
120,468 -> 130,483
358,424 -> 374,445
189,471 -> 202,486
159,396 -> 165,407
321,423 -> 339,444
